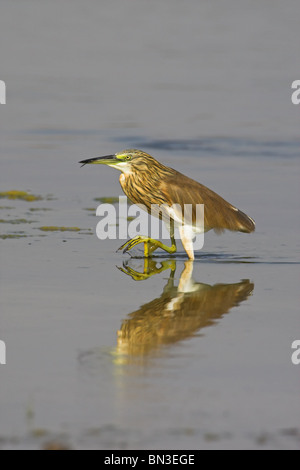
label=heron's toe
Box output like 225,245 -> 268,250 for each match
117,238 -> 136,252
123,237 -> 142,252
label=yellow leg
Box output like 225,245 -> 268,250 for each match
118,235 -> 177,257
144,239 -> 161,257
118,220 -> 177,258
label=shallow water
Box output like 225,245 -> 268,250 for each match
0,0 -> 299,450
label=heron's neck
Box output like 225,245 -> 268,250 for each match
119,167 -> 166,206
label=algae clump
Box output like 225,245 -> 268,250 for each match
0,190 -> 42,202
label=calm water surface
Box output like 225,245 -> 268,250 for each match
0,0 -> 299,449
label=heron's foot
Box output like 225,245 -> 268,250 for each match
117,236 -> 177,258
118,236 -> 156,256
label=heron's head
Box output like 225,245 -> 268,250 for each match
79,149 -> 162,174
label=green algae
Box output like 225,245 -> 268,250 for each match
29,208 -> 53,212
38,226 -> 82,232
0,234 -> 28,239
94,196 -> 119,204
0,190 -> 42,202
0,218 -> 36,224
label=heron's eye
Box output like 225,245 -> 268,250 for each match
125,155 -> 131,160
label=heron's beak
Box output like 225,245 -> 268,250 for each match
79,155 -> 116,167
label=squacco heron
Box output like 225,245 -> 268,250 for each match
80,149 -> 255,260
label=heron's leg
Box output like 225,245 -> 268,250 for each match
118,235 -> 177,257
118,220 -> 177,257
178,226 -> 195,260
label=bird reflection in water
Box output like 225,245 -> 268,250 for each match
114,260 -> 254,363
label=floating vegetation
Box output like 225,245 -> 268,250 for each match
93,196 -> 133,206
29,208 -> 53,212
0,234 -> 28,239
94,196 -> 119,204
0,218 -> 36,224
0,190 -> 42,202
0,192 -> 92,240
38,226 -> 82,232
42,441 -> 70,451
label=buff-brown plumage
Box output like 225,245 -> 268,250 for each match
119,150 -> 255,234
80,148 -> 255,259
